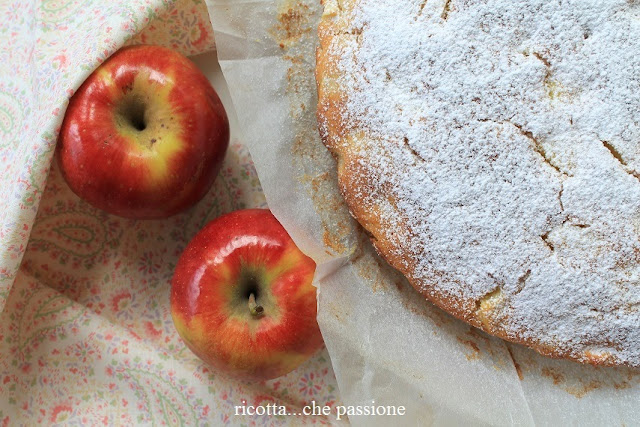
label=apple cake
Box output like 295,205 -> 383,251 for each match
316,0 -> 640,366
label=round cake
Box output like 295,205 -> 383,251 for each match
316,0 -> 640,367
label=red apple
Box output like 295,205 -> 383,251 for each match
57,45 -> 229,219
171,209 -> 324,381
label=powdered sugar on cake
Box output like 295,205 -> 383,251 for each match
322,0 -> 640,365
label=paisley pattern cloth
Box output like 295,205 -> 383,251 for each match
0,0 -> 341,424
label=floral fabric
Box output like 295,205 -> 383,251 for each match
0,0 -> 341,424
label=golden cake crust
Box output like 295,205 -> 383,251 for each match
316,0 -> 640,367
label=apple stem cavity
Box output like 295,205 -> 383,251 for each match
118,94 -> 148,132
248,293 -> 264,317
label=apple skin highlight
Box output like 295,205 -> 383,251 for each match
171,209 -> 324,381
57,45 -> 229,219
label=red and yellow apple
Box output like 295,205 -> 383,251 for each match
57,45 -> 229,219
171,209 -> 324,381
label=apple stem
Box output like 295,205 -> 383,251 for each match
248,293 -> 264,317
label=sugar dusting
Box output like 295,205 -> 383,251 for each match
324,0 -> 640,365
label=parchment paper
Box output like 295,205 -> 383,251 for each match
206,0 -> 640,424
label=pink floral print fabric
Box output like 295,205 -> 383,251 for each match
0,0 -> 342,424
